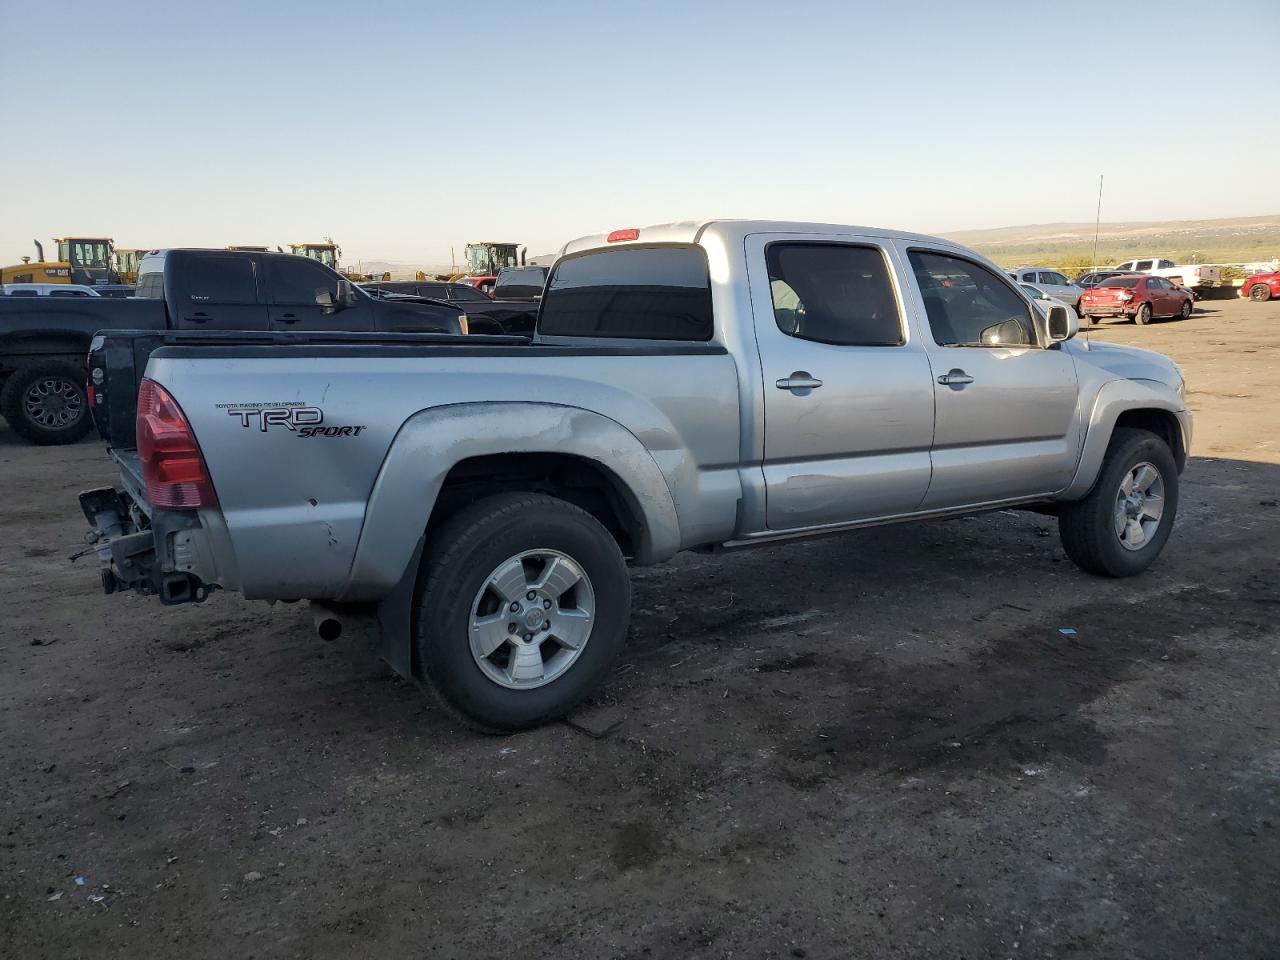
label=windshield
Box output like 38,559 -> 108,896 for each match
1100,277 -> 1139,288
1019,284 -> 1044,299
466,244 -> 519,275
68,241 -> 111,268
311,247 -> 338,269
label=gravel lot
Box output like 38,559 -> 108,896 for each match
2,294 -> 1277,959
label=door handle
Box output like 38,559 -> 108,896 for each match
278,313 -> 301,323
775,372 -> 823,392
183,314 -> 208,323
937,369 -> 974,386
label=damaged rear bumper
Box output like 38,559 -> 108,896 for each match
79,486 -> 215,604
79,451 -> 234,605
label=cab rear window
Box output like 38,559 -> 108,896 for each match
538,246 -> 712,341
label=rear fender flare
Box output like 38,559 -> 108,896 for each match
340,402 -> 681,601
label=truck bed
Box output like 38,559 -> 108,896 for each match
88,328 -> 530,448
0,297 -> 165,366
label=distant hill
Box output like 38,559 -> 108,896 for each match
944,214 -> 1280,269
346,260 -> 454,279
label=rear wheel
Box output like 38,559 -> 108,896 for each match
1251,284 -> 1272,302
1134,303 -> 1152,325
413,492 -> 631,732
1058,427 -> 1178,577
0,360 -> 92,445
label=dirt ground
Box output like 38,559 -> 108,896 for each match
2,295 -> 1277,959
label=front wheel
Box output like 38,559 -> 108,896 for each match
0,360 -> 93,445
1251,284 -> 1272,302
413,492 -> 631,731
1134,303 -> 1152,325
1058,427 -> 1179,577
1179,299 -> 1193,320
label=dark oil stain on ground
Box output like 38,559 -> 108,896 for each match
610,820 -> 664,870
774,587 -> 1270,787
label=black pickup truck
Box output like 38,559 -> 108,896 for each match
0,249 -> 466,444
361,279 -> 539,335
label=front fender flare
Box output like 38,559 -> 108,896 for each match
338,402 -> 681,601
1058,379 -> 1189,500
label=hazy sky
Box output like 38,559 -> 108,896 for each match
5,0 -> 1277,264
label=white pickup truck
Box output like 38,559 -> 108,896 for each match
1111,258 -> 1221,292
81,220 -> 1192,731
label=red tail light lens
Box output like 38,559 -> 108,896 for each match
136,379 -> 217,509
607,228 -> 639,243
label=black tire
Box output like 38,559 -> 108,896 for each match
1134,303 -> 1152,325
413,492 -> 631,732
1179,299 -> 1193,321
1058,427 -> 1179,578
0,360 -> 92,445
1251,284 -> 1272,302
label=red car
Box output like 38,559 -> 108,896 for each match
1240,271 -> 1279,302
1078,274 -> 1194,325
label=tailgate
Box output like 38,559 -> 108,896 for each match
88,330 -> 171,447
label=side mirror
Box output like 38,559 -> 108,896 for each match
1047,304 -> 1078,343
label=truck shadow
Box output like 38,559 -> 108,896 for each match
605,454 -> 1279,781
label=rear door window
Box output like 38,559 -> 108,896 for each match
765,242 -> 902,346
185,255 -> 258,304
539,246 -> 712,340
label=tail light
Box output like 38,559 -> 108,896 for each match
136,379 -> 217,509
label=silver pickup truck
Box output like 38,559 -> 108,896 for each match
81,220 -> 1191,730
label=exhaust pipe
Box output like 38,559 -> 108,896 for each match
34,239 -> 45,262
311,601 -> 343,642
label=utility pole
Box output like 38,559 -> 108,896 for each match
1092,174 -> 1104,271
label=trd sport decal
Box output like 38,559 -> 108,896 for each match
216,402 -> 366,438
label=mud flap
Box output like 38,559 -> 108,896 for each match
375,534 -> 424,681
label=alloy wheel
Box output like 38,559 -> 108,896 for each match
23,377 -> 83,429
1113,461 -> 1165,551
468,549 -> 596,689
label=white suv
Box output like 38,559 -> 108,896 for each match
1006,268 -> 1082,311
